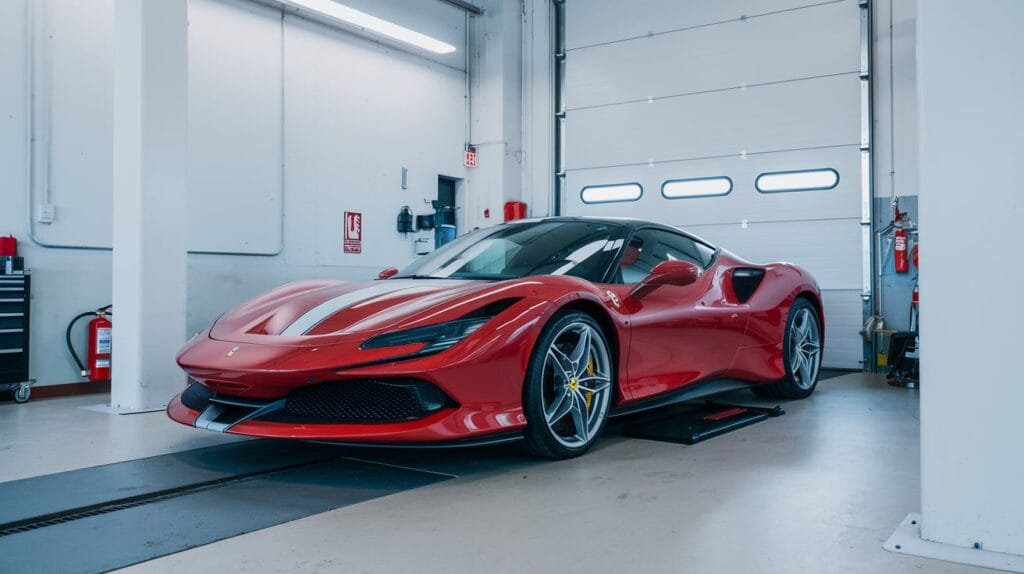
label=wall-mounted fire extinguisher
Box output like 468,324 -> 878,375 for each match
67,305 -> 112,381
894,228 -> 909,273
893,201 -> 909,274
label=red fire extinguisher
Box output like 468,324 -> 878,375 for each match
893,202 -> 909,274
894,228 -> 909,273
67,305 -> 112,381
88,311 -> 112,381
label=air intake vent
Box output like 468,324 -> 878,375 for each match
282,379 -> 451,423
731,268 -> 766,303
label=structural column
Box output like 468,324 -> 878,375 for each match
111,0 -> 188,411
917,0 -> 1024,559
468,0 -> 524,229
522,0 -> 555,217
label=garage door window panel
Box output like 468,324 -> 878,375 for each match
661,176 -> 733,199
755,168 -> 840,193
580,183 -> 643,204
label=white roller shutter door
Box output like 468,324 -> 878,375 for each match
560,0 -> 866,368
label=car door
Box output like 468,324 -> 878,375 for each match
603,228 -> 750,402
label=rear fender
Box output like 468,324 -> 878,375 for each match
739,263 -> 819,344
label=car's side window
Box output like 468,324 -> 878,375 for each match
617,229 -> 709,284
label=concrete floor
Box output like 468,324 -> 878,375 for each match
0,373 -> 1002,573
0,394 -> 243,483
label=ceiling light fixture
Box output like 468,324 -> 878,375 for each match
276,0 -> 457,54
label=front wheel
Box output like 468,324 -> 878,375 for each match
753,298 -> 822,400
522,311 -> 614,459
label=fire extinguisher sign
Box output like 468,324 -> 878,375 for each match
344,212 -> 362,254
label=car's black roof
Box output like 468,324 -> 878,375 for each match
507,216 -> 716,248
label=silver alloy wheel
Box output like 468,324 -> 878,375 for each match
541,322 -> 613,448
789,307 -> 822,389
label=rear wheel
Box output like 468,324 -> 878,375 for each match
522,311 -> 614,459
753,298 -> 822,400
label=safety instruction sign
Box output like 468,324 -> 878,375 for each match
344,211 -> 362,254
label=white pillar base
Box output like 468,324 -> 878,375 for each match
885,514 -> 1024,573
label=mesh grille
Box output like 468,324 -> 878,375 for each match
282,379 -> 449,423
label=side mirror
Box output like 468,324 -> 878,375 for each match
378,267 -> 399,280
629,260 -> 700,299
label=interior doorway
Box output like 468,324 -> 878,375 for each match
435,176 -> 461,247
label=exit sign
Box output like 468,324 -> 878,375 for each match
464,148 -> 477,168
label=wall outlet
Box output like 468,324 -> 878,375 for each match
37,203 -> 56,224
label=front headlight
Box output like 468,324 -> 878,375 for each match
360,317 -> 491,354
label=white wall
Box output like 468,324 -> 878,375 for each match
0,0 -> 484,389
918,0 -> 1024,557
873,0 -> 918,201
0,0 -> 116,390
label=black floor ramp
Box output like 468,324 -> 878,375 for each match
624,402 -> 785,445
0,441 -> 336,528
0,443 -> 449,574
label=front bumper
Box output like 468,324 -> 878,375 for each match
166,393 -> 523,443
167,375 -> 526,443
169,301 -> 549,443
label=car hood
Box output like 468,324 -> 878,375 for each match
208,278 -> 531,347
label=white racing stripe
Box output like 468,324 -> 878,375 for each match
279,281 -> 446,336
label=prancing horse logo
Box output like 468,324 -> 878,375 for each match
605,290 -> 621,308
226,346 -> 240,357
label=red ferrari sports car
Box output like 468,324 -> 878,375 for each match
168,217 -> 823,458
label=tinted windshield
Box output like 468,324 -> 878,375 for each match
394,220 -> 623,281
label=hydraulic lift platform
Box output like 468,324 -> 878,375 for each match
623,401 -> 785,445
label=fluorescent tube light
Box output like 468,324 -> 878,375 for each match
278,0 -> 457,54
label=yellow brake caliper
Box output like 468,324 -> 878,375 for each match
584,358 -> 595,410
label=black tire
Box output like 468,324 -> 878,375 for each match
752,298 -> 822,400
522,311 -> 614,459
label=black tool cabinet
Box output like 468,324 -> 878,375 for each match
0,274 -> 30,395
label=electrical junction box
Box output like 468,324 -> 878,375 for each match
37,204 -> 55,224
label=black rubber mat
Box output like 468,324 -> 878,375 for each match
0,442 -> 449,574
